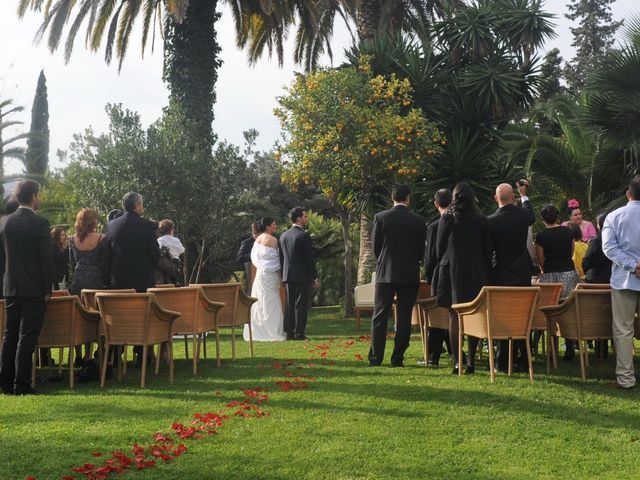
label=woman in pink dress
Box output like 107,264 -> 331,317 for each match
561,199 -> 597,243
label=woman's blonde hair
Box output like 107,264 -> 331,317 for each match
75,208 -> 99,242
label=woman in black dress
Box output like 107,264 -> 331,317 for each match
436,182 -> 492,374
51,227 -> 69,290
69,208 -> 109,364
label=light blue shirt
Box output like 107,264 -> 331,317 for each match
602,200 -> 640,291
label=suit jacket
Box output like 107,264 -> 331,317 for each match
0,207 -> 53,298
104,211 -> 160,292
236,236 -> 254,265
487,201 -> 535,286
279,225 -> 317,283
372,205 -> 426,285
436,210 -> 491,306
424,219 -> 439,284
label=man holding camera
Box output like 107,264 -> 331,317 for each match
488,179 -> 535,373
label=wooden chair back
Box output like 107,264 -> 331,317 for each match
416,296 -> 449,330
154,283 -> 175,288
81,289 -> 137,311
575,283 -> 611,290
148,286 -> 222,334
51,289 -> 70,297
37,296 -> 100,347
531,283 -> 563,330
459,287 -> 539,340
192,283 -> 245,327
551,289 -> 612,340
411,281 -> 431,326
96,293 -> 177,346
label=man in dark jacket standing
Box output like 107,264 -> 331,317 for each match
279,207 -> 317,340
488,180 -> 534,373
0,180 -> 53,395
369,185 -> 426,367
423,188 -> 452,366
105,192 -> 160,293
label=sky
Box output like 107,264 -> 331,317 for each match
0,0 -> 637,175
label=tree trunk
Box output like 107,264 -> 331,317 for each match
163,0 -> 221,152
357,211 -> 376,284
338,208 -> 354,317
356,0 -> 381,42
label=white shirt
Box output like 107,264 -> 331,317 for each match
158,235 -> 185,260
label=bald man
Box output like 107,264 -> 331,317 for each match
488,180 -> 535,373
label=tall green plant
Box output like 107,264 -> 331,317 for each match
25,70 -> 50,176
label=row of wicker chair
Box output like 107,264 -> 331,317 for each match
417,282 -> 621,383
0,282 -> 257,389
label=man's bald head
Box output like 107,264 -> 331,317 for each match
495,183 -> 514,207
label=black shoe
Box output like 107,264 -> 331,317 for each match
294,335 -> 308,341
74,357 -> 84,368
369,363 -> 382,367
390,361 -> 404,368
1,386 -> 13,395
562,353 -> 575,362
14,387 -> 41,396
464,365 -> 475,375
286,333 -> 295,340
451,364 -> 460,375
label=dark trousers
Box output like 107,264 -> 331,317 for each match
497,340 -> 527,371
284,282 -> 309,337
368,283 -> 419,366
0,297 -> 47,392
427,328 -> 450,364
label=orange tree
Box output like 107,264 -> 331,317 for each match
274,58 -> 444,314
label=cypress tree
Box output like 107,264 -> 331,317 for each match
25,70 -> 49,175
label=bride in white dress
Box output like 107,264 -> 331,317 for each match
243,217 -> 286,341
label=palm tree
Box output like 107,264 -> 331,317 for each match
583,15 -> 640,182
0,99 -> 28,184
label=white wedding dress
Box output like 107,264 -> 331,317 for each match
243,242 -> 286,341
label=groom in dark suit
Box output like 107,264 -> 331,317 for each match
0,180 -> 53,395
279,207 -> 317,340
488,180 -> 535,373
369,185 -> 426,367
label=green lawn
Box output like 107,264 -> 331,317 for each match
1,306 -> 639,479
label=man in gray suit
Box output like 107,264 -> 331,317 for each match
279,207 -> 317,340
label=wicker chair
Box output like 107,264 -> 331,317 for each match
31,296 -> 101,388
540,289 -> 612,381
154,284 -> 176,288
80,289 -> 137,311
530,283 -> 564,362
148,286 -> 224,374
416,295 -> 450,367
452,286 -> 540,383
191,283 -> 257,360
95,293 -> 180,388
51,289 -> 71,297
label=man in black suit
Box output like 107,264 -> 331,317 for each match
368,185 -> 426,367
236,222 -> 259,292
422,188 -> 452,366
279,207 -> 317,340
104,192 -> 160,293
0,180 -> 53,395
488,180 -> 535,373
